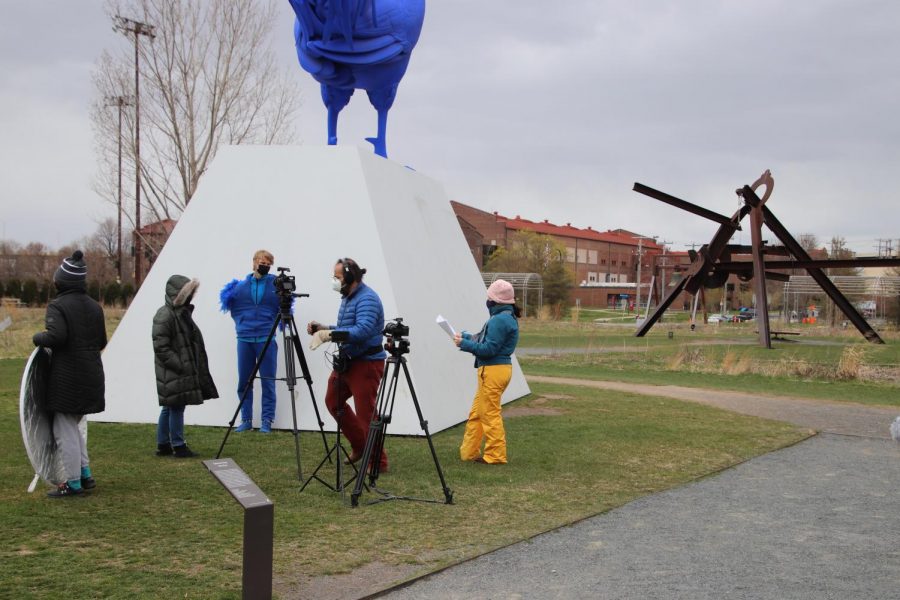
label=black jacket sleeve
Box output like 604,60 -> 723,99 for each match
33,304 -> 67,348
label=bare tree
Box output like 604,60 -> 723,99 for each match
91,0 -> 301,254
827,236 -> 860,276
90,218 -> 119,262
79,218 -> 121,283
18,243 -> 57,282
797,233 -> 819,253
0,240 -> 22,281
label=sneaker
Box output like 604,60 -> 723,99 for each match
47,482 -> 84,498
173,444 -> 198,458
260,420 -> 272,434
156,443 -> 174,456
81,477 -> 96,490
234,420 -> 253,433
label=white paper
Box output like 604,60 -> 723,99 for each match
436,314 -> 456,338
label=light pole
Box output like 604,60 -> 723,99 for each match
114,15 -> 155,286
105,95 -> 133,283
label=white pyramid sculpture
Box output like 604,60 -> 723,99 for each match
96,146 -> 530,435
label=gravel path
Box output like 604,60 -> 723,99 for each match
373,377 -> 900,600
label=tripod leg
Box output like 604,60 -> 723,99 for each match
282,321 -> 304,482
369,357 -> 400,486
216,316 -> 282,459
367,360 -> 399,485
290,331 -> 330,457
401,360 -> 453,504
300,370 -> 360,496
351,361 -> 393,506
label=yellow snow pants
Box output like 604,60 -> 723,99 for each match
459,364 -> 511,464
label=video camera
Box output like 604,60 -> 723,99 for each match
273,267 -> 309,314
274,267 -> 296,296
383,317 -> 410,357
383,317 -> 409,339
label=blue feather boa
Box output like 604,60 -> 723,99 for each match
219,278 -> 242,312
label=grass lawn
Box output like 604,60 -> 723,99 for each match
0,357 -> 808,599
517,321 -> 900,407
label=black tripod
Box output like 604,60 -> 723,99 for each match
351,322 -> 454,507
216,269 -> 330,482
299,340 -> 363,498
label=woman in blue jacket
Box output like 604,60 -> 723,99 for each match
454,279 -> 520,464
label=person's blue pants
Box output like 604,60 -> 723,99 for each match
237,340 -> 278,423
157,405 -> 185,447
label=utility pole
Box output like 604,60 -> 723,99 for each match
114,15 -> 155,286
105,95 -> 133,283
656,239 -> 673,301
633,235 -> 657,313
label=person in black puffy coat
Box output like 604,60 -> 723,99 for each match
33,250 -> 107,498
152,275 -> 218,458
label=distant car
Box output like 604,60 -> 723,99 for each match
735,311 -> 755,322
707,314 -> 729,323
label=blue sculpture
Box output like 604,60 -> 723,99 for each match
288,0 -> 426,158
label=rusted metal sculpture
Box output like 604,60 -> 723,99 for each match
632,170 -> 900,347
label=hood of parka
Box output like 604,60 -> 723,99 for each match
165,275 -> 200,308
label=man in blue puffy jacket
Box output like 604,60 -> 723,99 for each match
220,250 -> 280,433
307,258 -> 388,471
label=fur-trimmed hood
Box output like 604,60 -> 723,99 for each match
165,274 -> 200,308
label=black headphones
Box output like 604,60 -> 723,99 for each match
339,258 -> 355,286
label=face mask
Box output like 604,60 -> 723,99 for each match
486,300 -> 497,309
257,264 -> 270,276
332,277 -> 343,292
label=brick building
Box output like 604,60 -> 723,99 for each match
451,201 -> 668,308
134,218 -> 177,272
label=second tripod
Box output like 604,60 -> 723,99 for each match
216,267 -> 330,482
351,318 -> 454,507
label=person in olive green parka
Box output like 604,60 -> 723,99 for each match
152,275 -> 218,458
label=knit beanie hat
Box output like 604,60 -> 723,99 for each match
487,279 -> 515,304
54,250 -> 88,285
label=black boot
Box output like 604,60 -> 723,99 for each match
156,443 -> 173,457
173,444 -> 197,458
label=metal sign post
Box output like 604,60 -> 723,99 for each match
204,459 -> 274,600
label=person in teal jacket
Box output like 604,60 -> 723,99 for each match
454,279 -> 520,464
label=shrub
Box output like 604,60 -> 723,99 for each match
121,283 -> 135,306
5,279 -> 22,299
38,283 -> 52,304
20,280 -> 38,306
103,281 -> 123,306
88,280 -> 102,301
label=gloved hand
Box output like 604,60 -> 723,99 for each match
309,329 -> 332,350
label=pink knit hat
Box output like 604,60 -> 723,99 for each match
487,279 -> 515,304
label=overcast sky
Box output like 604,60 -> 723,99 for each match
1,1 -> 898,254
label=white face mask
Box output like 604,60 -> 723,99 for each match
331,277 -> 343,292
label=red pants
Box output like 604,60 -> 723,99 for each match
325,359 -> 388,469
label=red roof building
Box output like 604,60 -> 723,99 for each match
451,201 -> 670,308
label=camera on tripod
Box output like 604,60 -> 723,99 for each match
383,317 -> 409,338
274,267 -> 296,296
383,317 -> 410,356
